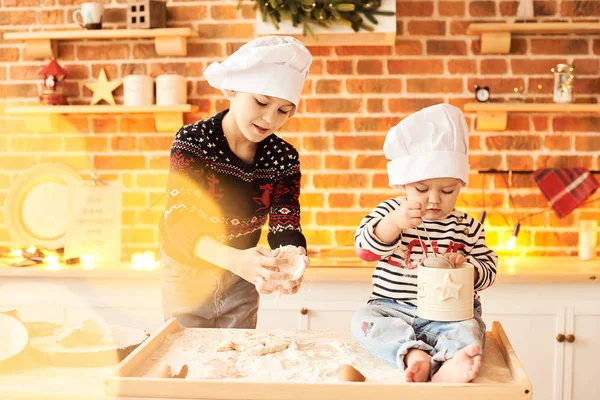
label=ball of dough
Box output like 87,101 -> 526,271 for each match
275,245 -> 306,280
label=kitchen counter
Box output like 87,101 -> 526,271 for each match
0,351 -> 108,400
0,256 -> 598,283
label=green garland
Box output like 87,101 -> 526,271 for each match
243,0 -> 394,36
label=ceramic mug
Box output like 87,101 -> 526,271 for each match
72,2 -> 104,30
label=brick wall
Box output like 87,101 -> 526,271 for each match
0,0 -> 599,260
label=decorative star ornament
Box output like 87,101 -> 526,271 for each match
436,273 -> 463,301
84,69 -> 122,105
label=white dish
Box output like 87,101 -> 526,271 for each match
4,163 -> 83,249
0,314 -> 29,362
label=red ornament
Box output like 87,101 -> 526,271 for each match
38,59 -> 68,105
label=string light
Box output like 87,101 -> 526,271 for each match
131,251 -> 159,271
478,210 -> 487,224
506,222 -> 520,250
79,254 -> 97,269
2,245 -> 158,270
11,249 -> 23,257
502,194 -> 600,251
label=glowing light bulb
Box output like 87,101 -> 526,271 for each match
506,222 -> 521,250
131,251 -> 158,271
45,254 -> 59,265
506,236 -> 517,250
81,254 -> 95,263
44,253 -> 62,270
81,254 -> 96,269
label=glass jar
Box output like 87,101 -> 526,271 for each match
552,64 -> 574,103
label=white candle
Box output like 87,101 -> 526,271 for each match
579,220 -> 598,261
123,75 -> 154,106
156,74 -> 187,105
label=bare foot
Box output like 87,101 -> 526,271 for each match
404,349 -> 431,383
431,344 -> 482,383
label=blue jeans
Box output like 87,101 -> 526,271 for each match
160,252 -> 259,328
351,298 -> 485,377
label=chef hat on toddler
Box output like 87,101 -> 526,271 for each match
384,103 -> 470,188
203,36 -> 312,115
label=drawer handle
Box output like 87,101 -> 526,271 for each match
556,334 -> 565,342
300,307 -> 308,315
566,334 -> 575,343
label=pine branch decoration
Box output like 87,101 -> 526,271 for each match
241,0 -> 394,37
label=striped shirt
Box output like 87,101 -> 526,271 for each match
354,197 -> 498,307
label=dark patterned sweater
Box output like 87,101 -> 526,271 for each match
158,110 -> 306,269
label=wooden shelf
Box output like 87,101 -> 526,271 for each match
467,22 -> 600,54
4,104 -> 197,133
256,0 -> 396,46
2,27 -> 196,59
464,102 -> 600,130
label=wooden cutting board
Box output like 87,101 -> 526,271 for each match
29,324 -> 149,367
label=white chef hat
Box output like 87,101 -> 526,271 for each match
384,103 -> 470,188
203,36 -> 312,115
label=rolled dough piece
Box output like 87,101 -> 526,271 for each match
55,319 -> 105,347
231,335 -> 292,356
23,321 -> 61,338
29,324 -> 149,367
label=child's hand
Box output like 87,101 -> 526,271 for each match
442,252 -> 466,267
235,247 -> 292,294
392,200 -> 423,230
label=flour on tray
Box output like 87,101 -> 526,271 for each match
140,329 -> 402,383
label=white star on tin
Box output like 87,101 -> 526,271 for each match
436,273 -> 463,301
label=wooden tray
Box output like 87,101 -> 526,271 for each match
105,319 -> 532,400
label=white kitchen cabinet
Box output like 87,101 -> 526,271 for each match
568,303 -> 600,400
257,280 -> 371,330
480,284 -> 600,400
258,300 -> 363,331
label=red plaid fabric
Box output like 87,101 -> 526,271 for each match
532,168 -> 599,218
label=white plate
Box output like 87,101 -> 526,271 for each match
0,314 -> 28,362
4,163 -> 83,250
